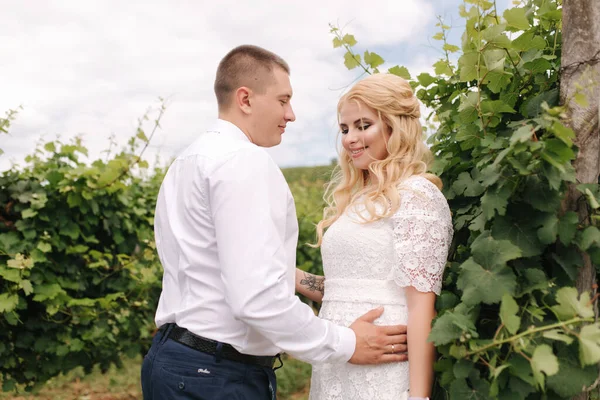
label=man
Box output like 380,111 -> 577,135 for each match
141,45 -> 408,399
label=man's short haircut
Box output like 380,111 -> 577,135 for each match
214,45 -> 290,110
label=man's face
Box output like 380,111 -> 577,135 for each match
247,67 -> 296,147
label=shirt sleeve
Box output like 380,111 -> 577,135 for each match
390,178 -> 453,295
209,147 -> 355,364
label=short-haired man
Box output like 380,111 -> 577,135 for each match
140,45 -> 408,400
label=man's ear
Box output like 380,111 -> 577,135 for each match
235,87 -> 252,115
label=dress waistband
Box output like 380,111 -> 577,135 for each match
322,279 -> 407,305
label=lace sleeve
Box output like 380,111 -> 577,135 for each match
390,177 -> 453,295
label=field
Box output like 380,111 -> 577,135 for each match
0,355 -> 312,400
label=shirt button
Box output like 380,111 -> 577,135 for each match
178,382 -> 185,390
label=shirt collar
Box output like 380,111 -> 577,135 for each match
207,119 -> 251,143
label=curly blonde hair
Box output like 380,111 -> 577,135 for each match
314,73 -> 441,246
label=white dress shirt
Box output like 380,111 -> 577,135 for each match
154,119 -> 356,364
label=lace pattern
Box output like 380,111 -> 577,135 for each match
390,177 -> 454,294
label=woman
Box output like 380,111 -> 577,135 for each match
296,73 -> 453,400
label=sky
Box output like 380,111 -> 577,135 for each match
0,0 -> 510,171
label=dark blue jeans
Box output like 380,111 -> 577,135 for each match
141,325 -> 278,399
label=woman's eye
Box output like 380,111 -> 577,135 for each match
340,128 -> 348,134
358,124 -> 370,131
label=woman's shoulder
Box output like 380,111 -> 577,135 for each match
394,175 -> 450,217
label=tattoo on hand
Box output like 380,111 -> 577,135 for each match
300,273 -> 325,295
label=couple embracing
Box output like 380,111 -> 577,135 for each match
140,44 -> 453,400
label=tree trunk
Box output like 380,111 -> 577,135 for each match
560,0 -> 600,399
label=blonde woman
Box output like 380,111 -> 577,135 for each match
296,73 -> 453,400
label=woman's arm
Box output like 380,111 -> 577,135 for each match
405,287 -> 437,399
295,268 -> 325,303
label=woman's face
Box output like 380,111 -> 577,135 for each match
339,101 -> 391,171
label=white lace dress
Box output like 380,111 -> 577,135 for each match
308,176 -> 453,400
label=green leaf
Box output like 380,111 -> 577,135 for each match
542,329 -> 573,345
59,221 -> 80,240
547,347 -> 598,397
364,51 -> 385,69
483,49 -> 506,71
583,188 -> 600,209
485,71 -> 512,93
459,52 -> 480,82
510,125 -> 534,144
417,73 -> 436,87
523,88 -> 559,118
500,294 -> 520,334
0,268 -> 21,283
551,246 -> 582,281
33,283 -> 65,302
453,359 -> 475,379
522,177 -> 561,212
342,34 -> 357,46
343,51 -> 361,70
433,59 -> 453,76
136,129 -> 148,142
512,32 -> 546,51
429,310 -> 478,345
550,121 -> 575,147
0,293 -> 19,313
68,298 -> 96,307
332,37 -> 343,48
578,226 -> 600,251
520,268 -> 549,295
504,7 -> 530,31
552,287 -> 594,320
509,355 -> 537,388
471,231 -> 522,268
530,344 -> 559,389
21,208 -> 38,219
480,165 -> 502,187
37,242 -> 52,253
544,138 -> 575,164
524,58 -> 552,74
452,171 -> 485,197
579,323 -> 600,365
44,142 -> 56,152
481,185 -> 510,219
19,279 -> 33,296
388,65 -> 411,80
558,211 -> 578,245
537,214 -> 558,245
457,258 -> 517,305
432,32 -> 444,40
481,101 -> 516,118
443,43 -> 460,53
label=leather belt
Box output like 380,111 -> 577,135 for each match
160,324 -> 279,368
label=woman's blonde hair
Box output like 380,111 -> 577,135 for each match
314,73 -> 441,246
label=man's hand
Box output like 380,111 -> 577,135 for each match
348,307 -> 408,365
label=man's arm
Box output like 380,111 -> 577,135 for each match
210,149 -> 355,364
295,268 -> 325,303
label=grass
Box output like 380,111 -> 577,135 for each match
0,355 -> 312,400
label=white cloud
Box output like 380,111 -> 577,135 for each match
0,0 -> 440,171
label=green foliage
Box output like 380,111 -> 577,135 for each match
331,0 -> 600,398
283,166 -> 334,282
0,104 -> 167,392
